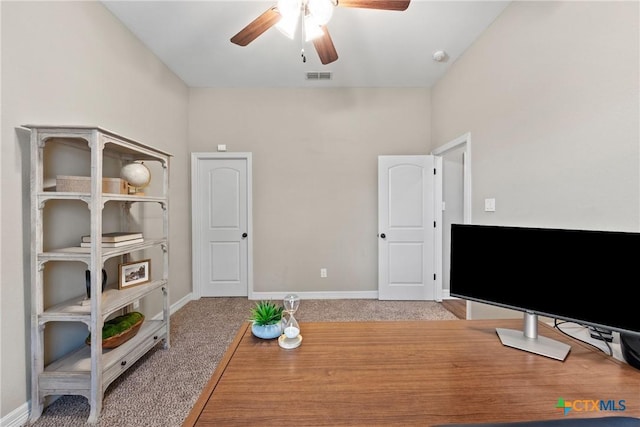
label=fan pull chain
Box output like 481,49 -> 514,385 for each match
300,7 -> 306,63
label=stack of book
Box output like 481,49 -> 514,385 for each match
80,232 -> 144,248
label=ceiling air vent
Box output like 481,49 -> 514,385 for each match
306,71 -> 332,81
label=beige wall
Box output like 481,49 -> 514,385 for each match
431,1 -> 640,318
189,88 -> 431,294
1,0 -> 190,418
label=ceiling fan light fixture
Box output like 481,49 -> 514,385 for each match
276,13 -> 300,39
307,0 -> 334,25
276,0 -> 302,39
304,15 -> 325,41
277,0 -> 302,19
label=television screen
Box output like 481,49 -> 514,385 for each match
449,224 -> 640,359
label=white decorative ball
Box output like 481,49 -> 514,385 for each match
120,162 -> 151,188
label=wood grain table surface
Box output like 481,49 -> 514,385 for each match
183,319 -> 640,426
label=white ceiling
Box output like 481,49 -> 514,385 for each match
102,0 -> 511,88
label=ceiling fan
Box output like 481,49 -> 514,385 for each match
230,0 -> 411,65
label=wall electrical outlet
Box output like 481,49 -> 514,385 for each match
320,268 -> 327,278
132,300 -> 140,309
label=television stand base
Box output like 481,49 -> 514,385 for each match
589,326 -> 614,342
496,328 -> 571,361
620,333 -> 640,370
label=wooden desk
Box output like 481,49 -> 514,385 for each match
183,319 -> 640,426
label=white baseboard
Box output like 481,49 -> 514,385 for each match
1,402 -> 29,427
170,292 -> 193,315
249,290 -> 379,300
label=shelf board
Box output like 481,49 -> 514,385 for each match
39,238 -> 167,262
40,279 -> 167,323
38,191 -> 167,204
22,125 -> 173,159
40,320 -> 167,394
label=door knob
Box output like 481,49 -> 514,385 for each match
242,233 -> 248,238
380,233 -> 386,239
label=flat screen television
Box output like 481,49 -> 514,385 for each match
449,223 -> 640,361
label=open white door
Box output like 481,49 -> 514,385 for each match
191,153 -> 252,297
378,155 -> 440,300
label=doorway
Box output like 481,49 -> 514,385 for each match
431,133 -> 472,302
191,153 -> 253,298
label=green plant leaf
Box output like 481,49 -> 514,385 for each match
249,300 -> 283,326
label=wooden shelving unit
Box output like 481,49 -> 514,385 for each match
26,125 -> 172,424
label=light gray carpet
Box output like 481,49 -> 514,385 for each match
25,298 -> 457,427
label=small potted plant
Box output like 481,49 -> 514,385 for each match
250,300 -> 284,339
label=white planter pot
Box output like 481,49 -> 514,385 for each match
251,322 -> 282,339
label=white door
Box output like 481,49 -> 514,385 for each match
191,153 -> 252,297
378,155 -> 439,300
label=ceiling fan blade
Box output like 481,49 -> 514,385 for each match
313,26 -> 339,65
230,7 -> 281,46
337,0 -> 410,11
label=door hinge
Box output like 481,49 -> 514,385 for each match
433,168 -> 436,175
434,273 -> 437,281
434,221 -> 436,228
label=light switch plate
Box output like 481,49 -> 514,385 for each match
484,198 -> 496,212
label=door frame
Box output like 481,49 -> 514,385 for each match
191,152 -> 253,299
431,132 -> 472,303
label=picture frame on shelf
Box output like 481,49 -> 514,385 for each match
119,259 -> 151,289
